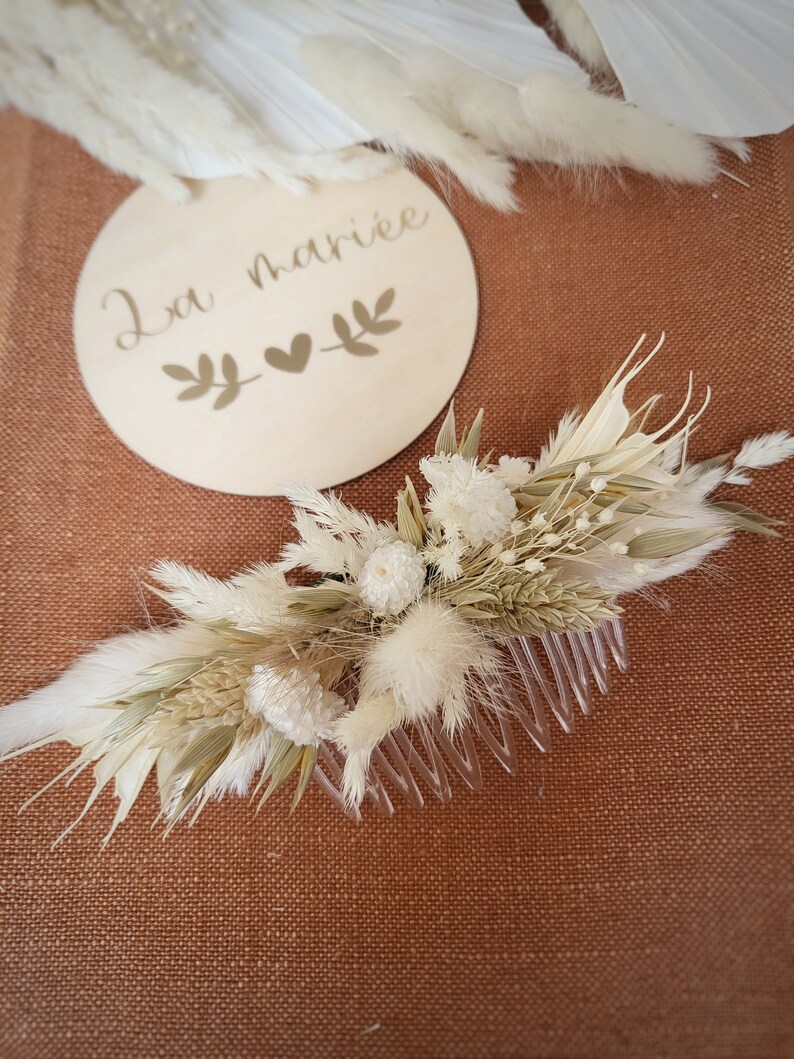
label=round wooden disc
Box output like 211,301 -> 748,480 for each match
73,168 -> 478,495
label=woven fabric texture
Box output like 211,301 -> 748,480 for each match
1,110 -> 792,1059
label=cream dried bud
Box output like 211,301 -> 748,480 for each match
597,508 -> 615,524
575,515 -> 591,531
510,519 -> 528,535
499,549 -> 517,565
523,558 -> 545,574
609,541 -> 629,556
530,512 -> 549,530
589,476 -> 608,493
542,532 -> 562,547
574,461 -> 591,480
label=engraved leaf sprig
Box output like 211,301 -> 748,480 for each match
321,288 -> 400,356
162,353 -> 261,410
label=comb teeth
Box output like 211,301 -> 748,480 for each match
314,617 -> 629,817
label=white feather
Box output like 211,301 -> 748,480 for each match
579,0 -> 794,137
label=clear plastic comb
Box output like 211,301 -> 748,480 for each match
314,617 -> 628,817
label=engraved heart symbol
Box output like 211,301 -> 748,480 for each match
265,333 -> 312,373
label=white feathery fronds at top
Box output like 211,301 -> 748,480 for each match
0,33 -> 189,203
574,0 -> 794,139
0,0 -> 740,206
0,0 -> 392,199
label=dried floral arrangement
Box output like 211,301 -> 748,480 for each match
6,0 -> 790,208
2,335 -> 792,845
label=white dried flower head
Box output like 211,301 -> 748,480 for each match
523,558 -> 545,574
633,562 -> 649,575
423,536 -> 465,582
543,532 -> 562,547
358,540 -> 425,615
495,455 -> 532,489
597,508 -> 615,524
364,599 -> 500,720
575,515 -> 591,531
530,512 -> 549,530
499,549 -> 517,565
574,461 -> 592,480
609,541 -> 629,556
589,476 -> 608,493
246,662 -> 345,746
421,454 -> 517,546
510,519 -> 528,534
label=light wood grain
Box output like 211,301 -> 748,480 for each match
73,169 -> 478,495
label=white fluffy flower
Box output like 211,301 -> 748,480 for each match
530,512 -> 549,530
494,455 -> 532,489
421,454 -> 517,546
589,476 -> 608,493
523,558 -> 545,574
609,541 -> 629,556
597,508 -> 615,524
364,599 -> 500,721
575,515 -> 591,531
358,540 -> 425,615
246,662 -> 345,746
574,461 -> 591,480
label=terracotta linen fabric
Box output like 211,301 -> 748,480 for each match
1,111 -> 793,1059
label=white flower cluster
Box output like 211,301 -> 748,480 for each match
246,662 -> 345,746
420,454 -> 518,546
358,540 -> 426,615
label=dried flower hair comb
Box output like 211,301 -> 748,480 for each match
2,334 -> 792,845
